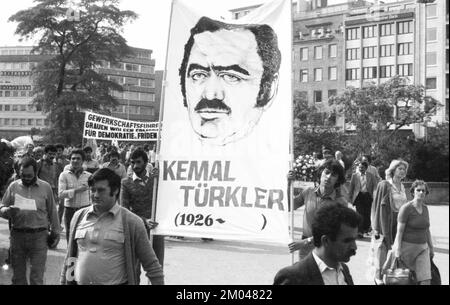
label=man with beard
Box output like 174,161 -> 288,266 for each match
120,149 -> 164,267
178,16 -> 281,146
0,157 -> 60,285
37,145 -> 58,197
274,204 -> 360,285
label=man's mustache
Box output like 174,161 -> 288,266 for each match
194,99 -> 231,113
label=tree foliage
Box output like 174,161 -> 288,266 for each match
328,76 -> 440,157
293,91 -> 344,158
9,0 -> 137,145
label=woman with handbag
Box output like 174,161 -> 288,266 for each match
371,159 -> 409,285
392,180 -> 434,285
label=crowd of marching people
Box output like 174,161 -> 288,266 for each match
277,146 -> 439,285
0,140 -> 163,285
0,140 -> 441,285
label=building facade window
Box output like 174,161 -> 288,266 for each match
426,77 -> 437,89
314,91 -> 322,103
397,63 -> 413,76
124,77 -> 139,86
314,68 -> 323,81
398,42 -> 413,55
140,79 -> 155,88
346,68 -> 359,80
363,67 -> 377,79
5,105 -> 10,111
346,27 -> 360,40
28,119 -> 33,126
363,25 -> 377,38
426,27 -> 437,41
397,20 -> 413,35
300,69 -> 308,82
380,23 -> 394,36
140,93 -> 155,102
5,118 -> 10,125
346,48 -> 360,60
328,66 -> 337,80
329,44 -> 337,58
314,46 -> 323,59
300,47 -> 308,61
328,89 -> 337,98
426,52 -> 437,65
125,63 -> 140,72
380,44 -> 394,57
140,65 -> 154,74
363,46 -> 377,59
379,65 -> 395,78
426,4 -> 437,18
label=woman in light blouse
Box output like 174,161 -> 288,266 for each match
371,159 -> 409,284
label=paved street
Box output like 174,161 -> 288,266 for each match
0,205 -> 448,285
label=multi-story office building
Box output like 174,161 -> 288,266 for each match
0,46 -> 158,139
98,47 -> 158,122
230,0 -> 449,135
0,46 -> 50,139
293,0 -> 346,117
343,0 -> 448,133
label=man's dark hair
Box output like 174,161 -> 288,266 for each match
312,204 -> 361,247
88,168 -> 121,198
55,143 -> 65,151
70,149 -> 86,161
130,148 -> 148,164
108,150 -> 120,159
179,16 -> 281,108
315,159 -> 346,188
362,154 -> 372,163
19,157 -> 37,173
83,146 -> 93,154
44,144 -> 57,154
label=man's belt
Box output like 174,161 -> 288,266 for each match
12,227 -> 47,233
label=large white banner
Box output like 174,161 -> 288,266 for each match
155,0 -> 292,245
83,111 -> 159,141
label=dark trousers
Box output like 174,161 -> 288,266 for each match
64,206 -> 88,241
10,230 -> 48,285
58,199 -> 65,225
354,192 -> 372,233
152,235 -> 165,268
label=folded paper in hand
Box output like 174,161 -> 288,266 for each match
14,194 -> 37,211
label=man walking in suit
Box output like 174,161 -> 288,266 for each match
273,204 -> 360,285
348,161 -> 377,238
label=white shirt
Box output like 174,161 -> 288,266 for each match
312,250 -> 347,285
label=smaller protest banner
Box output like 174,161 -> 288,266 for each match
83,111 -> 159,141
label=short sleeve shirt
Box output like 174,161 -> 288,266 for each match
398,202 -> 430,244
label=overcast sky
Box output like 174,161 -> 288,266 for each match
1,0 -> 359,69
